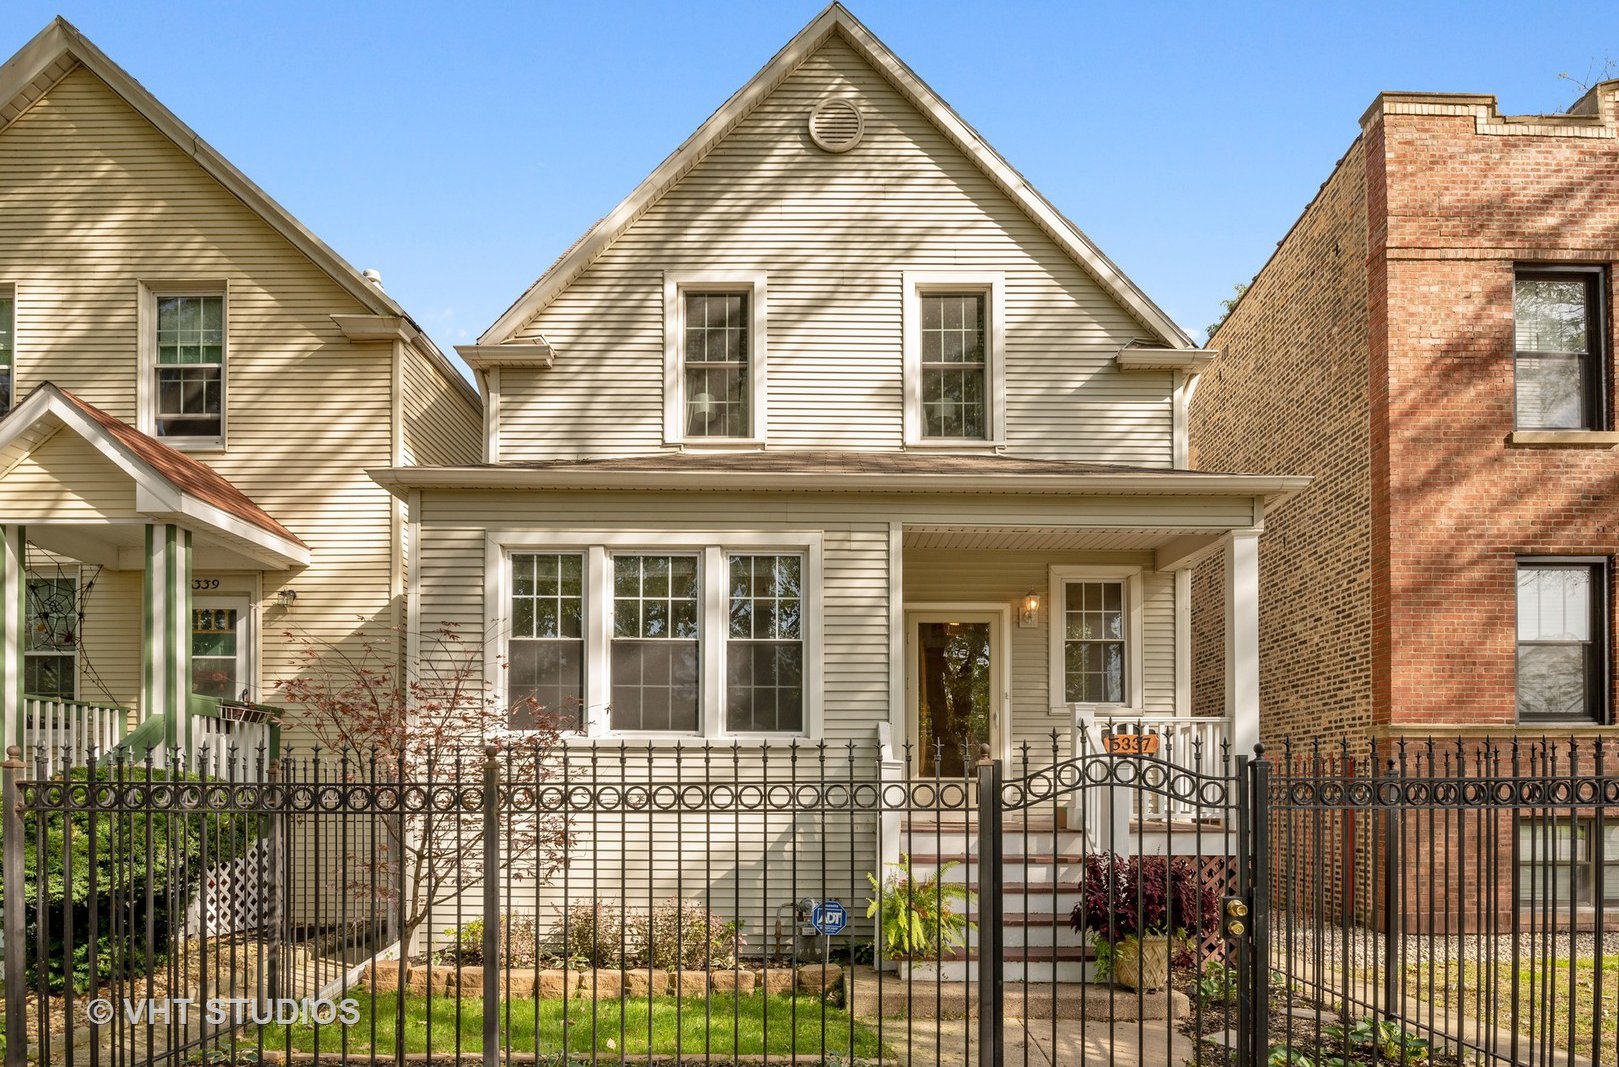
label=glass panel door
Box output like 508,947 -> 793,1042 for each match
912,617 -> 997,777
192,596 -> 249,702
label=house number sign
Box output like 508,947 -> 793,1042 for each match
191,578 -> 220,590
1101,731 -> 1160,756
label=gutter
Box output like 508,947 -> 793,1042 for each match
369,464 -> 1312,501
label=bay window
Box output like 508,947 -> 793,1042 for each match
494,534 -> 820,738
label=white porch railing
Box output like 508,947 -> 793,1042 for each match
21,696 -> 130,777
1075,710 -> 1232,826
193,701 -> 276,779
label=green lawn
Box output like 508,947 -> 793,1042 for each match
252,991 -> 889,1059
1403,954 -> 1617,1058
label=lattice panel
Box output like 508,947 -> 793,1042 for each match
184,839 -> 271,937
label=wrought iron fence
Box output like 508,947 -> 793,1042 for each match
1267,736 -> 1618,1067
4,731 -> 1612,1067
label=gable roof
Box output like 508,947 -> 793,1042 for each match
0,17 -> 479,412
0,384 -> 310,568
479,3 -> 1193,349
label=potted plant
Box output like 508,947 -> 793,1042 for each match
865,854 -> 977,978
1068,854 -> 1219,991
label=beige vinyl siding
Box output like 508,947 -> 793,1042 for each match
414,489 -> 1253,745
902,549 -> 1179,758
0,65 -> 402,741
401,343 -> 481,466
501,36 -> 1173,463
0,429 -> 137,520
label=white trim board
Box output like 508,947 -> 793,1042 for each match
477,3 -> 1193,351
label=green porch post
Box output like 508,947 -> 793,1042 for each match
0,525 -> 23,756
141,523 -> 192,758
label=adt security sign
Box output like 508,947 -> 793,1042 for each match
811,900 -> 848,936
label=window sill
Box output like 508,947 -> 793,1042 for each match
1507,430 -> 1619,448
903,439 -> 1003,452
160,439 -> 227,454
671,438 -> 767,451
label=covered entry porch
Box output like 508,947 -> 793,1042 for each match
0,384 -> 308,772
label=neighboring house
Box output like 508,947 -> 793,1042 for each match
1189,81 -> 1619,915
376,4 -> 1304,972
0,19 -> 482,767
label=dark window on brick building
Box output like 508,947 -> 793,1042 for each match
1513,268 -> 1606,431
1516,560 -> 1607,723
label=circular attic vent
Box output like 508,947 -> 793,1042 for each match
808,98 -> 864,153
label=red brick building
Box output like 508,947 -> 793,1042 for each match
1190,81 -> 1619,916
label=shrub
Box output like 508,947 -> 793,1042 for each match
441,913 -> 541,967
546,902 -> 625,968
1068,854 -> 1221,942
623,897 -> 744,970
22,764 -> 261,992
864,854 -> 976,960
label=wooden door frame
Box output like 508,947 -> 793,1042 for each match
903,602 -> 1013,766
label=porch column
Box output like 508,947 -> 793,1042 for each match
141,523 -> 192,755
0,526 -> 23,755
1223,530 -> 1261,762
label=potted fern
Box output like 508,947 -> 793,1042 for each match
865,854 -> 977,978
1068,854 -> 1218,991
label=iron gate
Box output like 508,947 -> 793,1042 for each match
1,735 -> 1261,1067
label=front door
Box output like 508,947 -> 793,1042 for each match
192,595 -> 251,702
906,609 -> 1004,777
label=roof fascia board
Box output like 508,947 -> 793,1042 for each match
477,4 -> 1192,350
370,464 -> 1311,499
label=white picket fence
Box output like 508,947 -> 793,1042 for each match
1076,711 -> 1232,825
194,708 -> 275,779
21,696 -> 129,776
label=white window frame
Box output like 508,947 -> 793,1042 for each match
24,566 -> 78,700
663,272 -> 769,446
138,280 -> 229,450
192,593 -> 256,704
1047,564 -> 1144,714
903,271 -> 1006,448
486,530 -> 822,741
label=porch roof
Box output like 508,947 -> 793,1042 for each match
0,383 -> 310,568
371,451 -> 1311,502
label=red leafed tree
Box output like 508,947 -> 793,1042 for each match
274,622 -> 566,955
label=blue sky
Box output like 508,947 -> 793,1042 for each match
7,1 -> 1615,371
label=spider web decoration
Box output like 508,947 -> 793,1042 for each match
23,560 -> 118,704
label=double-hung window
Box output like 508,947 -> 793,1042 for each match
610,554 -> 701,732
1516,559 -> 1607,723
508,553 -> 586,729
0,290 -> 13,417
1048,566 -> 1140,710
726,554 -> 804,733
24,572 -> 77,700
664,274 -> 767,443
920,293 -> 987,439
904,273 -> 1005,445
1514,268 -> 1606,431
153,293 -> 226,445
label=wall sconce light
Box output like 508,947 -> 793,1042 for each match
276,588 -> 298,610
1019,591 -> 1040,628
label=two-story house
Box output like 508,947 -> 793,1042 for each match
0,18 -> 482,768
375,7 -> 1303,975
1189,81 -> 1619,916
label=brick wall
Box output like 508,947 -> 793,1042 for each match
1372,94 -> 1619,728
1188,138 -> 1375,747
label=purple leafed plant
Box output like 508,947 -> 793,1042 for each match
1068,854 -> 1222,941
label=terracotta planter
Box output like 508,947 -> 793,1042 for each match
1111,935 -> 1170,991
